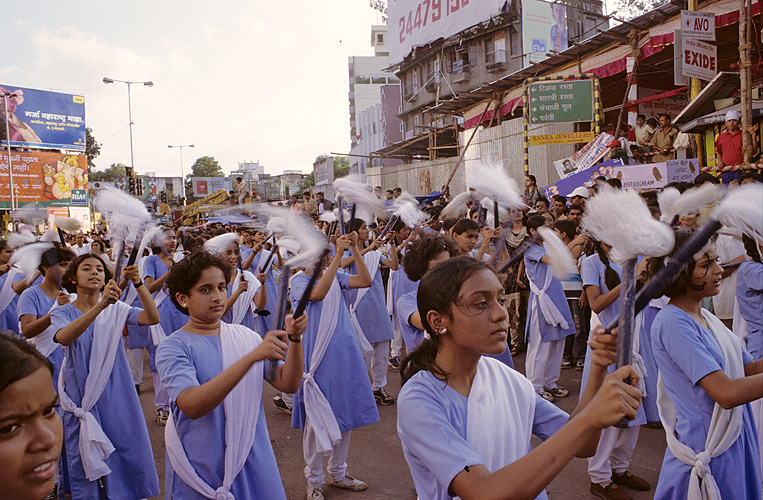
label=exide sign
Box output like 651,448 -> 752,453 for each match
682,38 -> 718,81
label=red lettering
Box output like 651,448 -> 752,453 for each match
432,0 -> 441,21
414,4 -> 422,29
685,51 -> 691,65
399,17 -> 406,43
406,11 -> 413,36
422,0 -> 430,26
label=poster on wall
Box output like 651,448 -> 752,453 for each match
522,0 -> 567,66
638,88 -> 689,121
0,151 -> 88,209
0,84 -> 86,151
552,133 -> 614,179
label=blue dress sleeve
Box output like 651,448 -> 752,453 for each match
144,256 -> 158,280
397,292 -> 418,327
525,244 -> 544,264
656,310 -> 724,385
17,288 -> 40,319
531,396 -> 569,440
289,273 -> 308,305
398,382 -> 482,493
155,335 -> 200,401
126,306 -> 143,326
336,270 -> 351,290
50,304 -> 74,331
581,255 -> 602,289
740,263 -> 763,292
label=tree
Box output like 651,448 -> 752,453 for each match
298,172 -> 315,193
313,154 -> 350,179
89,162 -> 127,182
85,128 -> 101,170
614,0 -> 664,20
189,156 -> 224,178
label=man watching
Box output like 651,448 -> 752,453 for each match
649,113 -> 679,162
716,110 -> 758,183
567,203 -> 584,225
315,192 -> 333,214
302,191 -> 318,217
551,195 -> 568,220
568,186 -> 589,209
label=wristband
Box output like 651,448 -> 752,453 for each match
134,280 -> 144,289
288,334 -> 301,343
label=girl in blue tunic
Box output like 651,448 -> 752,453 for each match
0,238 -> 38,336
51,253 -> 160,499
144,227 -> 188,424
523,215 -> 575,401
289,233 -> 380,500
736,234 -> 763,359
580,240 -> 650,498
650,232 -> 762,500
243,229 -> 281,333
397,256 -> 642,500
156,250 -> 307,500
388,223 -> 417,365
341,220 -> 398,405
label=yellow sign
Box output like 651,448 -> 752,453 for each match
529,131 -> 595,146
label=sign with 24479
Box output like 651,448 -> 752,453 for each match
527,80 -> 594,125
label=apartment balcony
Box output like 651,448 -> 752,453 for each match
451,60 -> 471,82
403,83 -> 418,101
486,50 -> 507,72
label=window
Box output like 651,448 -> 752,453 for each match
469,44 -> 479,67
372,76 -> 387,84
388,76 -> 400,84
377,33 -> 384,44
372,122 -> 377,134
356,76 -> 370,84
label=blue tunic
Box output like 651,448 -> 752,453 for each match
736,260 -> 763,358
397,289 -> 424,352
155,330 -> 286,500
51,303 -> 159,499
247,250 -> 277,332
398,369 -> 568,500
389,260 -> 419,332
221,280 -> 259,333
17,285 -> 64,383
0,271 -> 40,335
637,302 -> 663,423
144,255 -> 188,337
289,271 -> 379,433
344,252 -> 394,344
123,274 -> 152,351
652,305 -> 761,500
523,244 -> 575,342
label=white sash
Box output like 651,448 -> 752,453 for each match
298,274 -> 343,454
120,258 -> 146,307
466,357 -> 537,473
165,323 -> 264,500
231,269 -> 261,326
57,301 -> 134,480
30,293 -> 77,358
348,250 -> 381,356
527,264 -> 569,331
386,268 -> 396,315
257,249 -> 275,274
150,288 -> 170,345
0,267 -> 22,314
656,309 -> 745,500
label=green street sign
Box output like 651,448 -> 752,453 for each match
528,80 -> 594,125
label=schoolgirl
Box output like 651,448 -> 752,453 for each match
650,230 -> 762,499
51,254 -> 160,499
243,228 -> 282,332
341,219 -> 398,405
523,215 -> 575,402
155,251 -> 307,499
504,207 -> 529,356
387,221 -> 416,368
0,240 -> 36,336
451,218 -> 491,260
397,256 -> 641,500
580,239 -> 650,499
144,227 -> 188,425
288,233 -> 379,500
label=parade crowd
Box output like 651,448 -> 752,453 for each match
0,164 -> 761,500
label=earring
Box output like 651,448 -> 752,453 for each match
439,327 -> 447,335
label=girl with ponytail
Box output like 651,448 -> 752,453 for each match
397,256 -> 642,500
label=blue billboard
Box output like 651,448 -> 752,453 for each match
0,84 -> 86,151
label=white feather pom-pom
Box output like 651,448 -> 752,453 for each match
393,191 -> 427,228
249,205 -> 328,268
53,216 -> 83,233
204,233 -> 240,256
7,230 -> 38,248
319,212 -> 337,223
94,186 -> 151,243
333,175 -> 387,218
658,187 -> 681,222
467,162 -> 525,209
440,191 -> 474,219
583,185 -> 675,264
39,229 -> 59,243
672,183 -> 721,217
713,183 -> 763,242
537,227 -> 577,279
10,242 -> 54,285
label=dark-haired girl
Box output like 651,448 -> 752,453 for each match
0,240 -> 37,336
523,215 -> 574,402
0,331 -> 63,500
155,250 -> 307,499
289,233 -> 379,499
51,254 -> 160,499
243,228 -> 282,332
650,233 -> 762,499
397,256 -> 642,500
580,239 -> 649,496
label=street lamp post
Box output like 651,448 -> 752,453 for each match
102,77 -> 153,181
167,144 -> 194,208
1,92 -> 18,211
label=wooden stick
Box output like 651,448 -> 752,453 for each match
293,249 -> 331,318
614,258 -> 638,428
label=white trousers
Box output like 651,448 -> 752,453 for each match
153,372 -> 170,411
364,340 -> 389,389
391,323 -> 403,357
526,330 -> 565,393
588,425 -> 640,485
303,418 -> 351,486
125,347 -> 146,386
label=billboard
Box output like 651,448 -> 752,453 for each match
522,0 -> 567,66
192,177 -> 231,197
0,151 -> 88,209
0,84 -> 86,151
389,0 -> 506,65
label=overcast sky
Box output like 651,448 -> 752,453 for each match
1,1 -> 384,178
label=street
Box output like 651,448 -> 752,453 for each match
138,351 -> 667,500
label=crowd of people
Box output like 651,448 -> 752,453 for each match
0,168 -> 761,500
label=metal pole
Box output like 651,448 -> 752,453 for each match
179,146 -> 185,208
2,94 -> 15,211
126,82 -> 135,174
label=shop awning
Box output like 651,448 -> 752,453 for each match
680,100 -> 763,133
372,127 -> 459,160
673,72 -> 744,128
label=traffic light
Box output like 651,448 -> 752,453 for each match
128,176 -> 136,195
136,179 -> 144,196
125,166 -> 134,178
160,190 -> 167,203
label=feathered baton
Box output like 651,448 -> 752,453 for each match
392,191 -> 427,229
334,175 -> 386,234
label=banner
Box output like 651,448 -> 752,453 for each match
192,177 -> 231,197
522,0 -> 567,66
0,84 -> 86,151
0,151 -> 88,209
552,133 -> 614,179
389,0 -> 506,65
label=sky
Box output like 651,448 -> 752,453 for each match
1,1 -> 385,178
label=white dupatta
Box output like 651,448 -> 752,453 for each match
348,250 -> 380,355
0,266 -> 22,314
165,323 -> 264,500
656,309 -> 745,500
466,358 -> 537,473
297,273 -> 343,454
57,300 -> 134,480
30,293 -> 77,358
526,261 -> 569,332
150,288 -> 170,345
230,269 -> 261,325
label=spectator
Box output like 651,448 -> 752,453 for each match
302,191 -> 318,217
385,189 -> 394,200
551,194 -> 568,220
568,186 -> 589,209
523,175 -> 541,206
289,194 -> 302,214
739,171 -> 762,184
693,172 -> 721,186
649,113 -> 679,162
716,110 -> 759,183
567,203 -> 584,225
392,187 -> 402,198
634,114 -> 654,147
534,197 -> 550,212
605,138 -> 629,163
315,191 -> 333,214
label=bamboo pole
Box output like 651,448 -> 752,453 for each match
739,0 -> 753,164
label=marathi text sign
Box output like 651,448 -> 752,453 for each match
528,80 -> 593,125
0,84 -> 86,151
0,151 -> 88,209
682,38 -> 717,81
681,10 -> 716,41
389,0 -> 506,65
552,132 -> 614,179
529,131 -> 594,146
